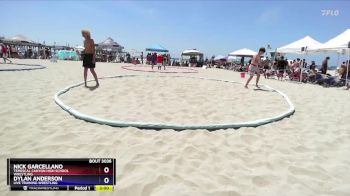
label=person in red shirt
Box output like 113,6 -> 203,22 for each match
157,54 -> 163,70
1,44 -> 12,64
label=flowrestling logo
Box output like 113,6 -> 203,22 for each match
321,9 -> 340,16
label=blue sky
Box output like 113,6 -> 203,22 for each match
1,0 -> 350,63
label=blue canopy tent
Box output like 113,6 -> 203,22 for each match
145,44 -> 169,52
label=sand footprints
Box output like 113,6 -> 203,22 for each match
288,166 -> 330,181
240,133 -> 259,144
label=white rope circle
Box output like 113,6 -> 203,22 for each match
0,63 -> 46,71
122,65 -> 198,73
54,75 -> 295,130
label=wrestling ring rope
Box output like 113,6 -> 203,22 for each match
0,63 -> 46,71
54,75 -> 295,130
122,65 -> 198,73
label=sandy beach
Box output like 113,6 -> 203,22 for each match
1,59 -> 350,196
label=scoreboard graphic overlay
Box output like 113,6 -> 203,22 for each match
7,158 -> 116,191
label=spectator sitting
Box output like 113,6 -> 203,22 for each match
308,61 -> 318,83
309,61 -> 316,71
338,62 -> 346,79
293,58 -> 301,72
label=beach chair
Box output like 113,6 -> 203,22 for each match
322,76 -> 336,87
314,74 -> 340,87
333,78 -> 346,87
315,73 -> 325,85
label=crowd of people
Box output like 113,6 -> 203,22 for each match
146,53 -> 171,70
0,43 -> 53,60
262,56 -> 350,89
0,43 -> 12,63
2,34 -> 349,90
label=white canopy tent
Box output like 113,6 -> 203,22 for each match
8,34 -> 36,43
125,48 -> 142,56
227,56 -> 238,61
277,36 -> 323,54
1,34 -> 40,47
276,36 -> 325,82
74,45 -> 85,52
181,49 -> 203,56
181,49 -> 204,67
315,29 -> 350,51
313,29 -> 350,86
229,48 -> 257,66
214,55 -> 227,61
229,48 -> 257,57
97,37 -> 124,53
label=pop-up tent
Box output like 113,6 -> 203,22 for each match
8,35 -> 35,43
214,55 -> 227,61
276,36 -> 323,54
145,44 -> 168,52
96,37 -> 123,52
229,48 -> 257,66
1,34 -> 41,47
74,45 -> 85,52
277,36 -> 324,82
229,48 -> 257,57
182,49 -> 203,56
227,56 -> 238,62
314,29 -> 350,51
95,37 -> 124,62
313,29 -> 350,85
181,49 -> 203,67
97,37 -> 120,47
125,48 -> 142,57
